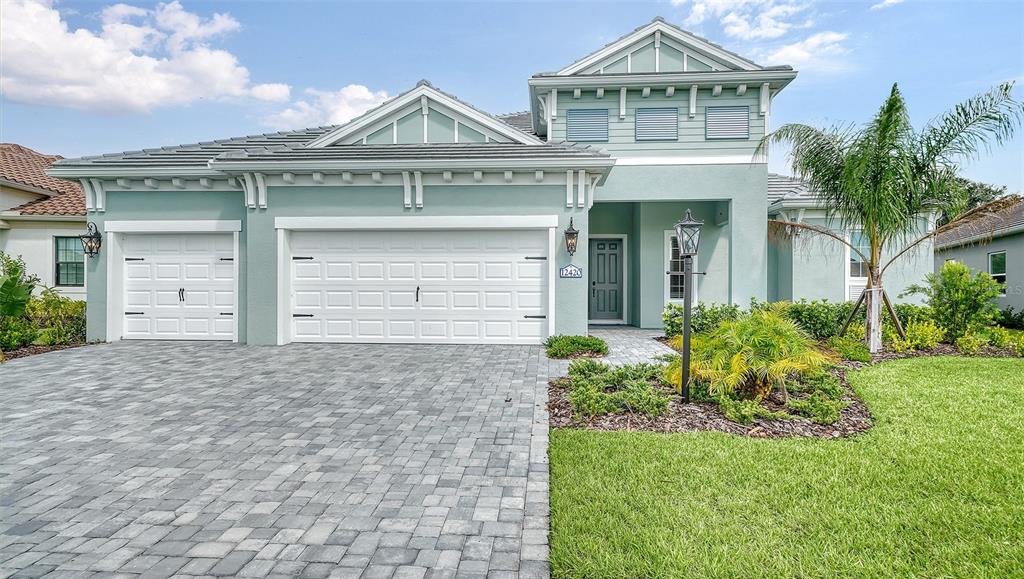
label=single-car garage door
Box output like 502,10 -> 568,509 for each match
122,233 -> 236,340
289,229 -> 548,344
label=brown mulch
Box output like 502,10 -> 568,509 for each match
549,351 -> 607,360
872,343 -> 1019,362
549,366 -> 874,439
2,343 -> 87,360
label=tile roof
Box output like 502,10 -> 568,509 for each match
497,111 -> 534,134
935,196 -> 1024,248
210,142 -> 610,164
767,173 -> 818,204
1,144 -> 84,216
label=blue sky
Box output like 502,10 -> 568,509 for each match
2,0 -> 1022,191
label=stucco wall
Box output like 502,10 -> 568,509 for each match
936,233 -> 1023,311
0,219 -> 88,300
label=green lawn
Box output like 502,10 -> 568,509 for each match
550,357 -> 1024,578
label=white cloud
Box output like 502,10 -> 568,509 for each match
870,0 -> 904,10
262,85 -> 391,130
0,0 -> 289,112
756,31 -> 850,71
671,0 -> 812,40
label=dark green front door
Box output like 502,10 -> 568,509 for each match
589,238 -> 623,320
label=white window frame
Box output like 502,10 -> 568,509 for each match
664,230 -> 698,305
845,229 -> 869,301
588,234 -> 628,325
988,250 -> 1007,295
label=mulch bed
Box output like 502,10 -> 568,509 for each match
872,343 -> 1019,362
549,366 -> 874,439
549,351 -> 607,360
2,343 -> 87,360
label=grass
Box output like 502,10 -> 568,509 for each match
545,335 -> 609,359
549,357 -> 1024,578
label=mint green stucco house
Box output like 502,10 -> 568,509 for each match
49,18 -> 931,346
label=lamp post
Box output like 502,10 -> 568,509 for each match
673,210 -> 703,403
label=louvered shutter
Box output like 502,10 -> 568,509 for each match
635,108 -> 678,141
705,106 -> 750,139
566,109 -> 609,142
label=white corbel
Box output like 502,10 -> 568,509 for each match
504,170 -> 513,183
534,170 -> 544,183
619,87 -> 627,119
116,178 -> 130,189
573,88 -> 581,99
736,84 -> 747,96
577,170 -> 585,208
760,83 -> 770,116
665,86 -> 675,98
171,177 -> 185,189
402,171 -> 412,208
642,87 -> 651,98
341,171 -> 353,184
80,180 -> 95,212
199,177 -> 212,189
689,84 -> 698,118
372,171 -> 383,183
473,171 -> 483,183
588,174 -> 600,210
414,171 -> 423,208
254,173 -> 267,208
565,170 -> 573,208
712,85 -> 722,97
443,170 -> 453,183
596,88 -> 604,99
144,178 -> 157,189
549,89 -> 558,120
89,179 -> 105,212
312,172 -> 324,184
242,173 -> 256,208
282,172 -> 294,184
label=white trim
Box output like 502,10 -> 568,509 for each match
104,220 -> 242,233
80,179 -> 95,211
211,157 -> 616,172
555,20 -> 761,75
615,155 -> 756,166
277,228 -> 290,345
232,231 -> 240,343
414,171 -> 424,208
760,82 -> 771,116
845,229 -> 868,302
548,226 -> 557,338
664,230 -> 698,305
306,84 -> 543,147
577,169 -> 585,208
89,178 -> 106,212
254,173 -> 268,208
588,234 -> 629,325
274,215 -> 559,231
530,70 -> 795,90
105,230 -> 124,342
565,170 -> 573,207
689,84 -> 698,118
402,171 -> 412,208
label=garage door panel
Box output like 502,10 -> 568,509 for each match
290,229 -> 548,344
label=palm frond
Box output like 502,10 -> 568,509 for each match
920,82 -> 1024,166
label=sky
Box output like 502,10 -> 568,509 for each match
2,0 -> 1023,191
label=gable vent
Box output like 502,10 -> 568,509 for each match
706,106 -> 750,140
566,109 -> 609,142
636,107 -> 679,141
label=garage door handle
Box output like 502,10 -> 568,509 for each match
179,288 -> 184,302
416,286 -> 420,302
292,256 -> 314,260
219,312 -> 233,316
125,311 -> 144,315
524,315 -> 547,319
125,257 -> 144,261
524,256 -> 547,260
292,314 -> 314,318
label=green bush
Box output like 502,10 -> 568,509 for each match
826,336 -> 871,362
26,289 -> 86,345
565,360 -> 670,418
905,320 -> 946,350
794,369 -> 845,399
545,335 -> 608,358
718,397 -> 791,425
997,306 -> 1024,330
662,302 -> 742,337
954,332 -> 989,355
784,300 -> 856,340
1014,337 -> 1024,357
665,307 -> 831,400
894,303 -> 934,327
982,326 -> 1014,349
902,262 -> 1003,340
787,392 -> 849,425
0,316 -> 38,351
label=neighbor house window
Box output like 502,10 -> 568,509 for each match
705,106 -> 749,140
849,230 -> 870,278
54,236 -> 85,287
668,236 -> 686,299
566,109 -> 609,142
635,107 -> 678,141
989,251 -> 1006,294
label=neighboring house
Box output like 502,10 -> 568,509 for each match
767,173 -> 932,305
934,196 -> 1024,311
0,144 -> 87,299
48,18 -> 926,345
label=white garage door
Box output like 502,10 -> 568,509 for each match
290,229 -> 549,344
122,233 -> 236,340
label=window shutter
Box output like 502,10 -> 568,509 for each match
635,108 -> 678,141
705,106 -> 749,139
566,109 -> 609,142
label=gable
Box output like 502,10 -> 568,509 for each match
557,19 -> 761,76
308,82 -> 541,147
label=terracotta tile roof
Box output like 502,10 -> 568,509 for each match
2,144 -> 85,216
1,144 -> 84,216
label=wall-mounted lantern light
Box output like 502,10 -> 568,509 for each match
564,218 -> 579,256
673,209 -> 703,404
79,222 -> 102,257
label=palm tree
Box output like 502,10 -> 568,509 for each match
760,82 -> 1023,352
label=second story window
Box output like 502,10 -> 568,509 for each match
566,109 -> 608,142
635,108 -> 678,141
705,106 -> 750,140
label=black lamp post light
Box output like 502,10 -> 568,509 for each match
564,218 -> 579,256
673,209 -> 703,403
79,222 -> 102,257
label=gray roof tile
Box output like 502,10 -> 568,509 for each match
936,196 -> 1024,248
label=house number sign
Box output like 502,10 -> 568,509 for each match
559,264 -> 583,279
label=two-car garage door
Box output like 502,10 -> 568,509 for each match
289,229 -> 549,344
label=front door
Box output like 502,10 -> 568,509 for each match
589,238 -> 623,321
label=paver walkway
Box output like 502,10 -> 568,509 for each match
1,342 -> 553,579
587,326 -> 674,365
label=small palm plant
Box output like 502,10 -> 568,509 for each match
666,306 -> 831,402
760,82 -> 1024,352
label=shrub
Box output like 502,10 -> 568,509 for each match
718,397 -> 791,425
784,300 -> 855,340
793,369 -> 845,400
826,336 -> 871,362
905,320 -> 946,350
1014,337 -> 1024,358
983,326 -> 1014,349
662,302 -> 742,337
997,306 -> 1024,330
666,307 -> 831,400
0,316 -> 38,351
787,392 -> 849,425
902,262 -> 1003,340
954,332 -> 989,355
26,289 -> 86,345
545,335 -> 608,358
565,361 -> 670,418
567,358 -> 609,380
894,303 -> 934,327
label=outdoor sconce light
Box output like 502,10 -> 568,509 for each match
673,209 -> 703,404
79,222 -> 102,257
564,218 -> 579,256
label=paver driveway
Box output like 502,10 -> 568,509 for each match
1,342 -> 554,579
